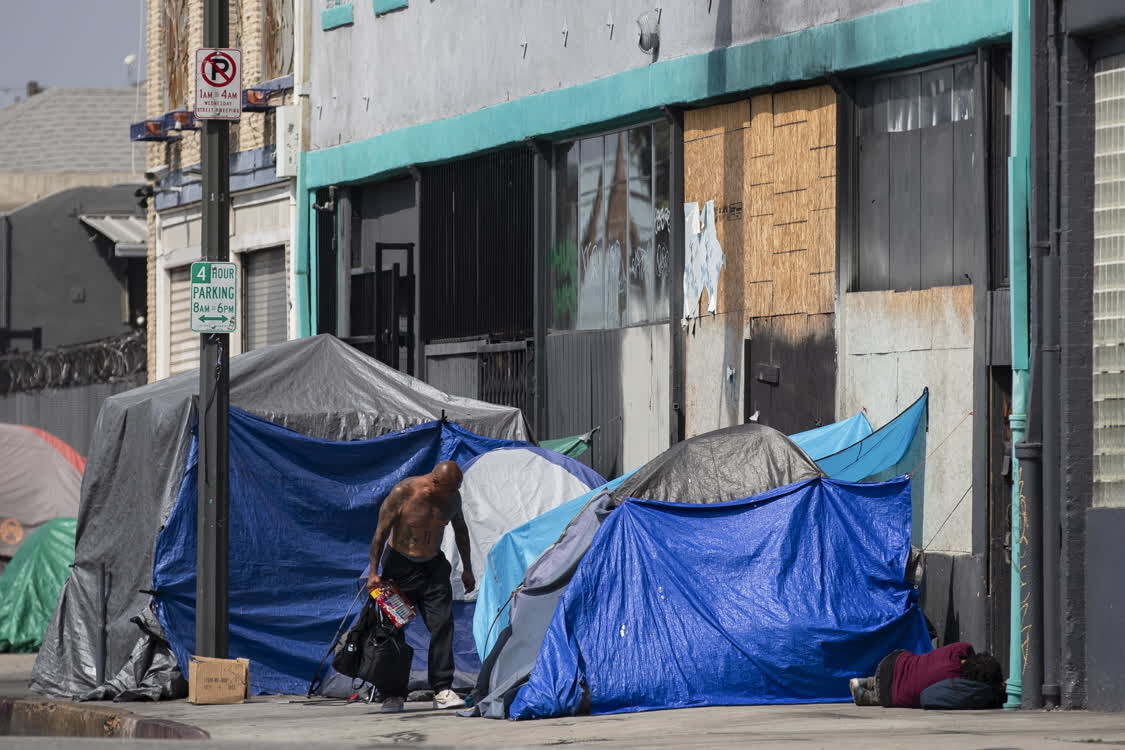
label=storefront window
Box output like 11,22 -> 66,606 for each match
551,121 -> 671,330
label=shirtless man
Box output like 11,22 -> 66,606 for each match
366,461 -> 474,713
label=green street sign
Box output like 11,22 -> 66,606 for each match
190,261 -> 238,334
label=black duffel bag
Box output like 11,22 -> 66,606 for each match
333,598 -> 413,698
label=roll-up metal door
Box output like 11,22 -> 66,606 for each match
168,266 -> 198,375
242,246 -> 287,351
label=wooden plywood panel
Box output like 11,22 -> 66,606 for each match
685,100 -> 751,142
772,250 -> 814,316
810,175 -> 835,211
684,118 -> 745,315
813,86 -> 838,147
772,188 -> 811,226
748,94 -> 774,157
747,280 -> 774,318
815,145 -> 836,178
808,210 -> 836,273
809,270 -> 836,315
772,219 -> 809,255
773,88 -> 819,127
684,86 -> 838,325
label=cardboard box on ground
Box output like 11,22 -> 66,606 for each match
188,656 -> 251,705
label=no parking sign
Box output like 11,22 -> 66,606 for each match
195,48 -> 242,120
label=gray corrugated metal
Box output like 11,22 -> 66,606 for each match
425,351 -> 480,400
546,329 -> 623,479
990,288 -> 1012,366
243,246 -> 287,351
0,378 -> 145,456
168,266 -> 197,375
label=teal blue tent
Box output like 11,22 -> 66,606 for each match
789,411 -> 873,460
473,472 -> 633,660
816,390 -> 928,482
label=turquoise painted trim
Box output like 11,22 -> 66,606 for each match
308,192 -> 317,335
321,4 -> 353,30
303,0 -> 1011,189
295,152 -> 312,337
373,0 -> 407,15
1005,0 -> 1032,711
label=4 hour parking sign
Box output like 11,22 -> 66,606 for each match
190,262 -> 238,334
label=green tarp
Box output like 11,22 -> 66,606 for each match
0,517 -> 75,652
540,434 -> 592,459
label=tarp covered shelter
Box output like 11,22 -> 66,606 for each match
31,334 -> 529,699
817,390 -> 928,482
472,423 -> 823,718
510,476 -> 931,718
0,517 -> 76,652
314,445 -> 605,696
474,409 -> 882,662
0,424 -> 84,571
474,472 -> 632,661
446,447 -> 604,603
156,407 -> 525,695
788,412 -> 873,460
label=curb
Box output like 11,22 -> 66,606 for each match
0,697 -> 209,740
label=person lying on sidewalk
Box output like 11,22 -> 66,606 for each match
849,642 -> 1006,710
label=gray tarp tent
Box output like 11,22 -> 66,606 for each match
472,423 -> 823,718
31,334 -> 529,699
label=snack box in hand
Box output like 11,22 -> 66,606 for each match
370,582 -> 418,628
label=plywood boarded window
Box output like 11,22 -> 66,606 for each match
265,0 -> 295,79
852,56 -> 984,292
163,0 -> 191,110
552,122 -> 671,330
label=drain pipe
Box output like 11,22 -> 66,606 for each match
1038,0 -> 1063,709
1005,0 -> 1033,711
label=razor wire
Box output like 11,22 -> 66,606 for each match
0,329 -> 146,394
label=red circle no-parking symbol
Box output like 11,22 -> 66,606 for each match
201,50 -> 237,87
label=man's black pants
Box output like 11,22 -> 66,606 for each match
381,547 -> 455,694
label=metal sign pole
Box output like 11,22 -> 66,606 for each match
197,0 -> 231,659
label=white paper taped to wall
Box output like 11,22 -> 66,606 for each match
682,199 -> 726,323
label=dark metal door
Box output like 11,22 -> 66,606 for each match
374,243 -> 414,375
744,314 -> 836,436
988,367 -> 1013,669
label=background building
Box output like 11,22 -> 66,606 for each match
0,85 -> 147,452
298,0 -> 1013,667
140,0 -> 295,380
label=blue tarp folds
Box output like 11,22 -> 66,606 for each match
153,407 -> 525,695
816,391 -> 928,482
788,412 -> 873,460
473,472 -> 633,661
509,476 -> 931,719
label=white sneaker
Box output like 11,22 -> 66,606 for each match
381,696 -> 405,713
433,689 -> 464,709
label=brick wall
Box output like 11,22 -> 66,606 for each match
144,0 -> 291,381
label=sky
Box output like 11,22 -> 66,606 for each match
0,0 -> 145,108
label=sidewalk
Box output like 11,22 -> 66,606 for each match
5,656 -> 1125,748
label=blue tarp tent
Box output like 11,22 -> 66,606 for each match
509,476 -> 931,719
789,412 -> 873,460
473,472 -> 632,661
474,410 -> 885,662
153,407 -> 526,695
817,391 -> 928,482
